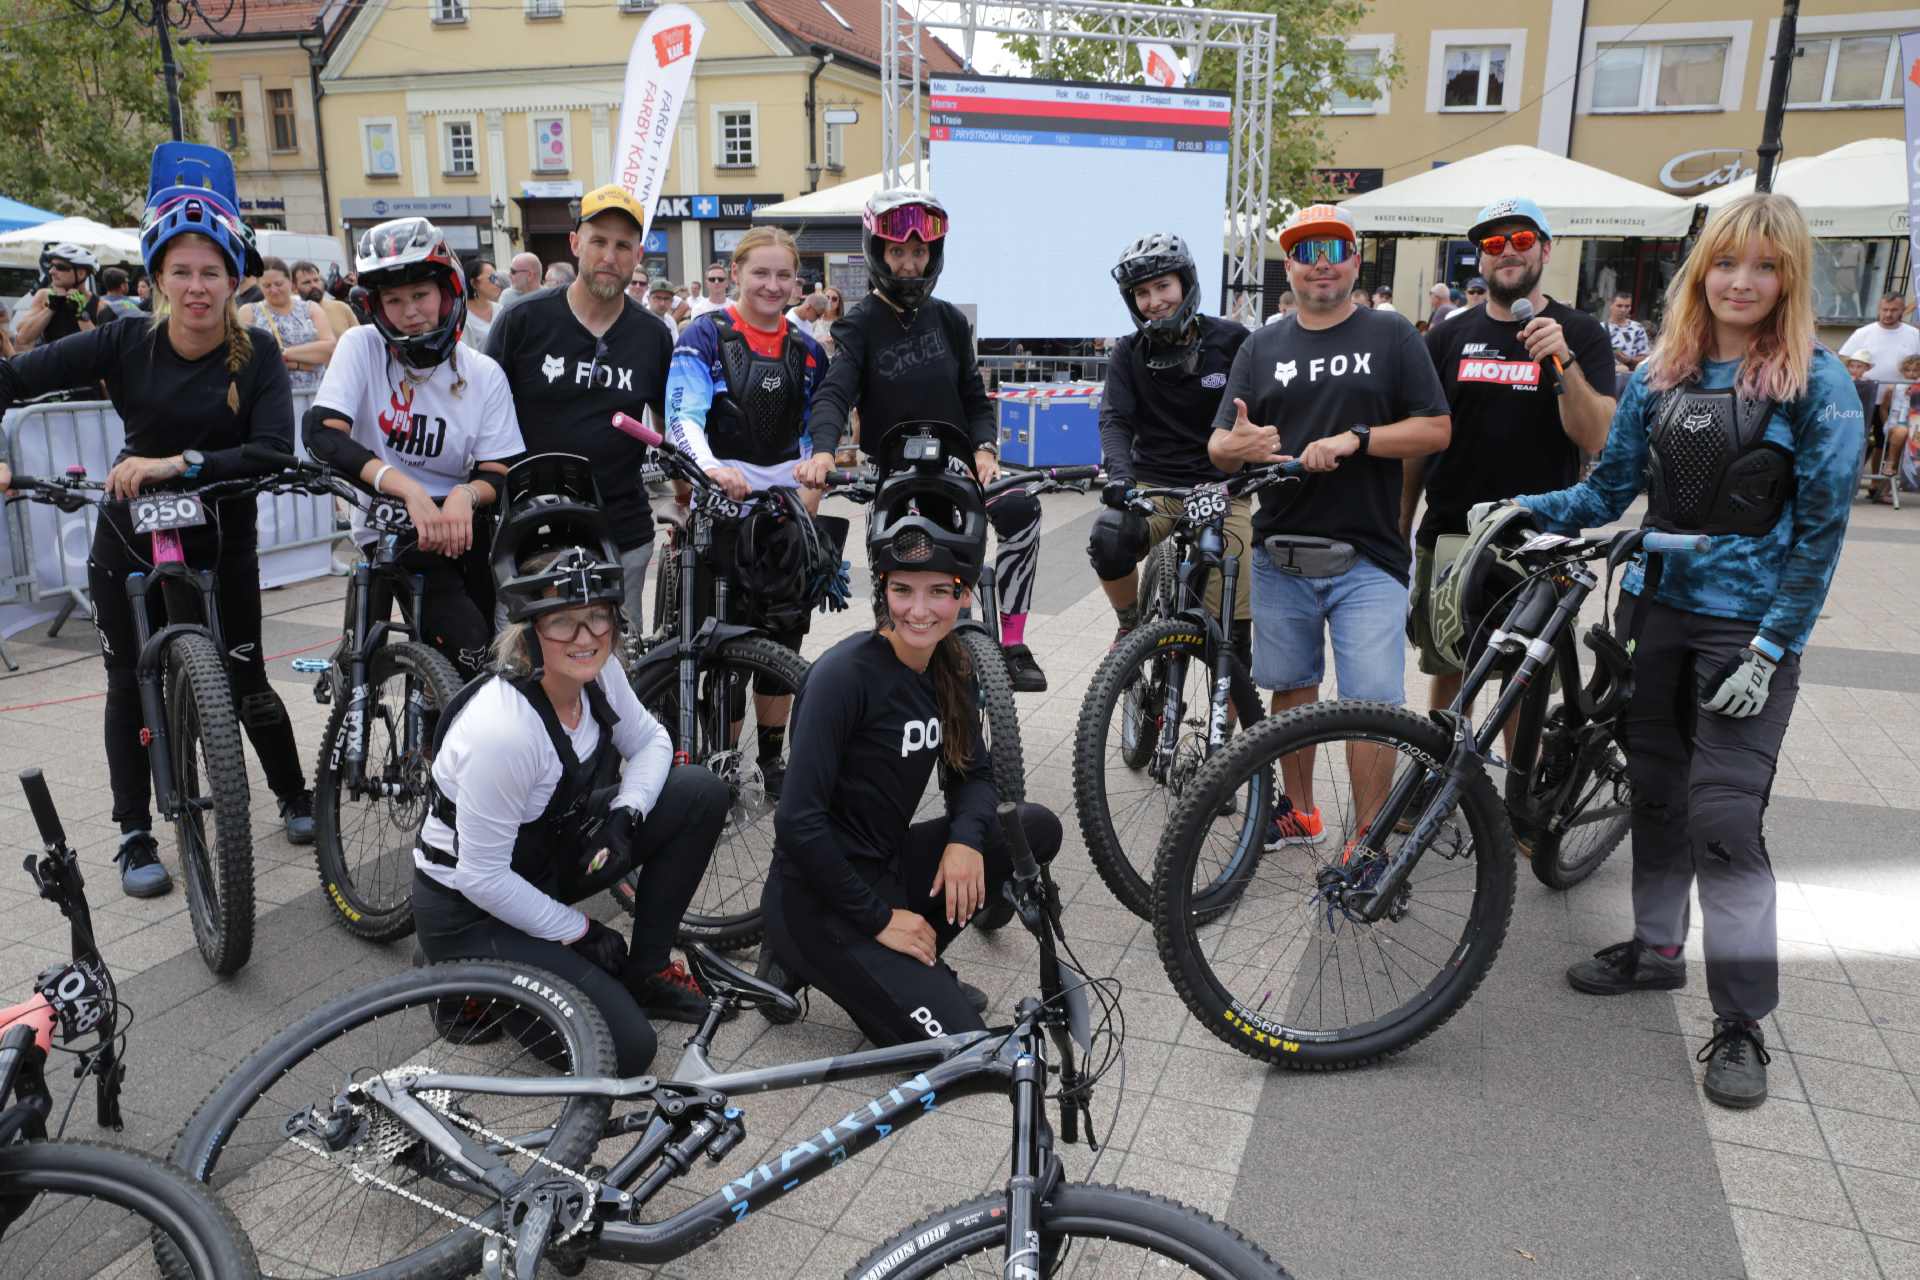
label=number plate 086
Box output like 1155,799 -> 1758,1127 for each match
131,494 -> 206,534
1183,486 -> 1229,523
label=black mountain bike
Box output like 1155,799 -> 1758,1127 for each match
171,803 -> 1288,1280
1151,527 -> 1704,1069
0,769 -> 260,1279
252,452 -> 467,942
7,459 -> 332,975
1073,463 -> 1302,920
607,413 -> 812,951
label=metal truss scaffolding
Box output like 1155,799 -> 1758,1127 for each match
883,1 -> 1279,319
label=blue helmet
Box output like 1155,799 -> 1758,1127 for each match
140,189 -> 250,281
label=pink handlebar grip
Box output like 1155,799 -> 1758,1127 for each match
610,412 -> 662,447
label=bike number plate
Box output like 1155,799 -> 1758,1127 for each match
367,499 -> 415,534
131,494 -> 206,534
700,488 -> 743,520
1183,485 -> 1229,523
34,957 -> 110,1040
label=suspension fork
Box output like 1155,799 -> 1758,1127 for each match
126,573 -> 179,816
1003,1041 -> 1052,1279
339,562 -> 376,779
675,524 -> 702,759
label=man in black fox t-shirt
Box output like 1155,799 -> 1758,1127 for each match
1406,195 -> 1615,712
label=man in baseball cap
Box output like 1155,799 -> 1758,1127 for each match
576,183 -> 647,234
1278,202 -> 1357,253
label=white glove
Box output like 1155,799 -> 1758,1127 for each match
1700,647 -> 1776,718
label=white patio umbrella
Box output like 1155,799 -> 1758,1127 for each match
0,216 -> 144,269
1340,144 -> 1697,239
1698,138 -> 1905,237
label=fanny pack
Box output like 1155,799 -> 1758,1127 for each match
1262,535 -> 1358,579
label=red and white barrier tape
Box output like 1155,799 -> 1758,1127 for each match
991,385 -> 1102,400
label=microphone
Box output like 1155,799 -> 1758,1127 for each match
1509,297 -> 1566,397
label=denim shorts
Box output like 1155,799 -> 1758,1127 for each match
1250,547 -> 1407,702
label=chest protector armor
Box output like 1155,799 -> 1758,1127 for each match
705,312 -> 811,468
426,675 -> 622,898
1643,383 -> 1792,537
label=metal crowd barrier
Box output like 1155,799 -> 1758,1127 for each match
1,390 -> 339,649
978,354 -> 1111,391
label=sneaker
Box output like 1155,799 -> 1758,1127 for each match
1001,644 -> 1048,693
630,959 -> 727,1025
1566,939 -> 1687,996
759,761 -> 786,804
1698,1017 -> 1770,1109
279,790 -> 316,846
115,832 -> 173,899
1265,804 -> 1325,848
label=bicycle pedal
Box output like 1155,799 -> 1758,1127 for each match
290,657 -> 331,674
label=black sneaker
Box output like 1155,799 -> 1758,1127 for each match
1698,1017 -> 1770,1109
759,760 -> 786,803
279,790 -> 317,846
1002,644 -> 1048,693
1566,939 -> 1687,995
115,832 -> 173,899
630,959 -> 731,1024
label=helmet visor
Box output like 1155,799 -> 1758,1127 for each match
868,203 -> 948,244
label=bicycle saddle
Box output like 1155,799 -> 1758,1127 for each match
682,944 -> 803,1020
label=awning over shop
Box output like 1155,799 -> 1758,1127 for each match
1340,144 -> 1697,239
755,168 -> 935,222
1699,138 -> 1905,238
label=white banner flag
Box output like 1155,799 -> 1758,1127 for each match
614,5 -> 706,239
1138,42 -> 1187,89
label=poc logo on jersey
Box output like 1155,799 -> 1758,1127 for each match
1457,357 -> 1540,387
900,717 -> 943,757
910,1006 -> 945,1037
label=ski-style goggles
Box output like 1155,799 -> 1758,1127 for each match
1286,238 -> 1355,267
867,203 -> 948,244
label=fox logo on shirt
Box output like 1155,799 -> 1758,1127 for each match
900,717 -> 943,757
1274,360 -> 1298,386
541,354 -> 566,383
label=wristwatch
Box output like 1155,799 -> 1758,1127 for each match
180,449 -> 207,480
1349,424 -> 1372,456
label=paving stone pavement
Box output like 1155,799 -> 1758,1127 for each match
0,487 -> 1916,1279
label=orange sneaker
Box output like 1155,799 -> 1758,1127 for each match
1264,804 -> 1325,848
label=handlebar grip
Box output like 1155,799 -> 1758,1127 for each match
1049,465 -> 1101,482
240,443 -> 303,472
1642,531 -> 1709,555
18,769 -> 65,851
610,412 -> 662,447
997,801 -> 1038,882
826,469 -> 864,486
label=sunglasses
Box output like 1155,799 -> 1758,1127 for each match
1477,229 -> 1540,256
535,605 -> 617,642
1287,238 -> 1355,267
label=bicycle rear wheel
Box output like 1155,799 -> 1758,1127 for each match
1153,701 -> 1515,1070
849,1182 -> 1289,1279
954,627 -> 1026,932
171,961 -> 612,1280
314,642 -> 463,941
0,1139 -> 260,1279
166,632 -> 255,976
1508,703 -> 1633,890
624,634 -> 809,950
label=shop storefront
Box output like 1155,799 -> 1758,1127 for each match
340,195 -> 500,271
515,181 -> 585,279
652,193 -> 784,285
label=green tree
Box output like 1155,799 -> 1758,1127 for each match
1000,0 -> 1396,210
0,0 -> 210,223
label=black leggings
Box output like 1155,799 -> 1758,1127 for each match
761,802 -> 1062,1047
87,511 -> 304,833
369,545 -> 496,683
412,765 -> 729,1075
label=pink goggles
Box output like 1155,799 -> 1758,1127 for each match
867,203 -> 948,244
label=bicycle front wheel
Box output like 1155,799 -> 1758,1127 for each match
171,961 -> 612,1280
314,642 -> 463,941
849,1182 -> 1290,1279
1153,700 -> 1515,1070
166,631 -> 255,976
626,634 -> 810,949
0,1139 -> 261,1279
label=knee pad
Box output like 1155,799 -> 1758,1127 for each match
988,488 -> 1039,535
1087,508 -> 1150,581
239,690 -> 290,729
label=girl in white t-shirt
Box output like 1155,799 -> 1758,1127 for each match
305,217 -> 525,679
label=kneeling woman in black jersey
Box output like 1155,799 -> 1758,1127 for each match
411,457 -> 728,1074
761,427 -> 1062,1046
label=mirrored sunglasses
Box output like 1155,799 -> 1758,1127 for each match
1477,229 -> 1539,256
1287,238 -> 1355,267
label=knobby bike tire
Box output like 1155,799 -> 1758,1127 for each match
1118,542 -> 1181,773
170,961 -> 612,1280
1506,687 -> 1633,891
649,533 -> 680,642
626,634 -> 811,950
955,627 -> 1025,932
166,632 -> 256,976
846,1182 -> 1290,1280
1075,619 -> 1267,922
314,642 -> 464,942
1152,700 -> 1516,1070
0,1139 -> 261,1280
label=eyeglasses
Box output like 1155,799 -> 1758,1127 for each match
1287,238 -> 1355,267
705,275 -> 726,283
535,605 -> 617,642
1467,286 -> 1487,294
1477,229 -> 1540,256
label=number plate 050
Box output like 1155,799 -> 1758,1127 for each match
131,494 -> 206,534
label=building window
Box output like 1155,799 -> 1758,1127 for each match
443,120 -> 476,176
363,119 -> 401,178
1442,44 -> 1508,109
214,90 -> 244,152
716,107 -> 756,168
1591,41 -> 1728,112
524,0 -> 563,18
268,88 -> 298,152
825,120 -> 845,171
1812,239 -> 1896,325
530,114 -> 571,172
431,0 -> 467,22
616,0 -> 654,10
1788,33 -> 1899,107
1329,47 -> 1383,113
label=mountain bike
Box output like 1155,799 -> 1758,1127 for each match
1150,527 -> 1704,1069
0,768 -> 261,1279
251,450 -> 466,942
7,459 -> 332,975
607,412 -> 814,952
171,803 -> 1289,1280
1073,463 -> 1303,921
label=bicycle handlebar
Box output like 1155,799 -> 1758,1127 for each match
1641,531 -> 1710,555
610,411 -> 663,448
18,769 -> 65,853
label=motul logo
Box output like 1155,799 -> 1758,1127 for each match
1458,358 -> 1540,386
654,24 -> 693,64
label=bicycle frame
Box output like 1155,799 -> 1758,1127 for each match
126,529 -> 232,826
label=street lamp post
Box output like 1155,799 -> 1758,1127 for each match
1754,0 -> 1802,193
66,0 -> 250,144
